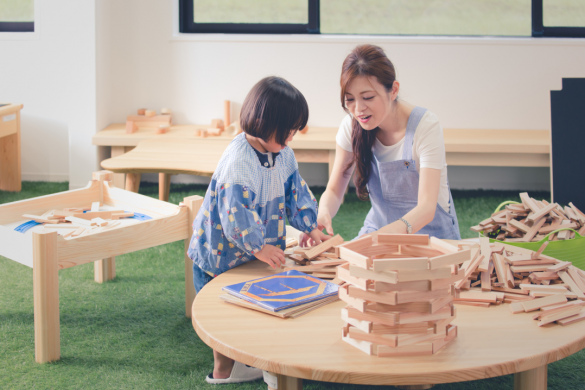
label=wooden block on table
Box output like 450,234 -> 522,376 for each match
338,235 -> 372,252
337,263 -> 369,290
156,125 -> 169,134
65,216 -> 93,227
428,249 -> 471,270
210,118 -> 224,131
160,107 -> 171,115
137,108 -> 146,115
537,305 -> 584,326
341,334 -> 374,355
509,301 -> 526,314
521,293 -> 568,312
90,217 -> 108,227
144,110 -> 156,117
377,234 -> 429,246
557,310 -> 585,325
339,286 -> 367,312
304,234 -> 344,260
372,257 -> 429,272
125,120 -> 138,134
349,264 -> 398,284
91,202 -> 100,212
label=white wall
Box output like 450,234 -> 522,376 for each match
5,0 -> 585,191
0,0 -> 96,189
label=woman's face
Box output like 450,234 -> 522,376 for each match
343,75 -> 396,131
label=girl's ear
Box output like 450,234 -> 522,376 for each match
390,80 -> 400,101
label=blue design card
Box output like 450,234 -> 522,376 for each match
222,270 -> 339,312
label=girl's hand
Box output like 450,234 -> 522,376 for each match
299,232 -> 312,248
255,244 -> 286,269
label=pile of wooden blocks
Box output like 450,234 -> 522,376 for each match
126,108 -> 172,134
285,234 -> 346,281
471,192 -> 585,242
455,237 -> 585,326
336,234 -> 469,357
23,201 -> 134,238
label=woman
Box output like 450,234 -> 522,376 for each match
315,44 -> 460,241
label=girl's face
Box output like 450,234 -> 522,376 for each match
344,75 -> 397,131
257,129 -> 298,153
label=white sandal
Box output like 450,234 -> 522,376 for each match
205,361 -> 263,384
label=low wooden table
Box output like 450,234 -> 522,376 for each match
93,124 -> 337,198
192,260 -> 585,390
0,103 -> 23,192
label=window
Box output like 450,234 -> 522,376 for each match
179,0 -> 319,34
179,0 -> 584,38
532,0 -> 585,37
0,0 -> 34,32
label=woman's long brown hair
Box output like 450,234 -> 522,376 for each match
340,44 -> 397,200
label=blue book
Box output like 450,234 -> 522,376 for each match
222,270 -> 339,312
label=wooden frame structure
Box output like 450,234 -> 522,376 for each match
0,171 -> 203,363
0,103 -> 23,192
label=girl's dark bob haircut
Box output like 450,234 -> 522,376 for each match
240,76 -> 308,146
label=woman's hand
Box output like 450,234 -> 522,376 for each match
299,228 -> 331,247
317,213 -> 334,236
254,244 -> 286,269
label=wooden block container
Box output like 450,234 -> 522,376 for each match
337,234 -> 470,356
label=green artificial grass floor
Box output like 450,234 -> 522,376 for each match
1,181 -> 584,390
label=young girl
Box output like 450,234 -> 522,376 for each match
188,76 -> 329,384
316,44 -> 460,241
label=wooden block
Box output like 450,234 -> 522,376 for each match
376,342 -> 434,357
455,290 -> 500,303
91,202 -> 100,212
160,107 -> 171,115
377,234 -> 429,246
207,127 -> 221,136
337,263 -> 369,290
428,249 -> 471,270
137,108 -> 146,115
65,216 -> 93,227
557,311 -> 585,325
538,305 -> 584,326
372,257 -> 429,272
521,293 -> 567,312
339,247 -> 370,269
339,286 -> 367,312
558,270 -> 585,298
338,235 -> 372,252
70,226 -> 86,237
349,264 -> 398,284
210,118 -> 224,131
90,217 -> 108,227
341,334 -> 374,355
125,120 -> 138,134
223,100 -> 231,130
341,308 -> 372,333
347,285 -> 397,306
509,302 -> 526,313
145,110 -> 156,117
396,267 -> 452,283
304,234 -> 344,260
156,124 -> 169,134
347,325 -> 399,347
400,245 -> 445,258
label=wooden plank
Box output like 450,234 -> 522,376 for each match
372,257 -> 429,272
377,234 -> 429,246
303,234 -> 344,260
521,294 -> 568,312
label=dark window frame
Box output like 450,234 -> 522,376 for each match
179,0 -> 584,38
0,21 -> 34,32
179,0 -> 319,34
532,0 -> 585,38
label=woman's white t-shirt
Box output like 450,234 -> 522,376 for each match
336,111 -> 451,212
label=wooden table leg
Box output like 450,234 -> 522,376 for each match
159,173 -> 171,201
110,146 -> 128,189
264,372 -> 302,390
514,365 -> 547,390
183,195 -> 205,317
0,132 -> 21,192
125,173 -> 141,193
33,231 -> 60,363
94,257 -> 116,283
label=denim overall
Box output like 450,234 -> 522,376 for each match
357,106 -> 461,240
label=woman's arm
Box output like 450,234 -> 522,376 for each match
375,167 -> 441,235
317,145 -> 355,234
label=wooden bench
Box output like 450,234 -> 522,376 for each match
94,125 -> 550,201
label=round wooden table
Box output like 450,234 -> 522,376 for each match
191,260 -> 585,389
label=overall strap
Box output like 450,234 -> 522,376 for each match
402,106 -> 427,160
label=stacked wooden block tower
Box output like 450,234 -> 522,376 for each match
337,233 -> 470,357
